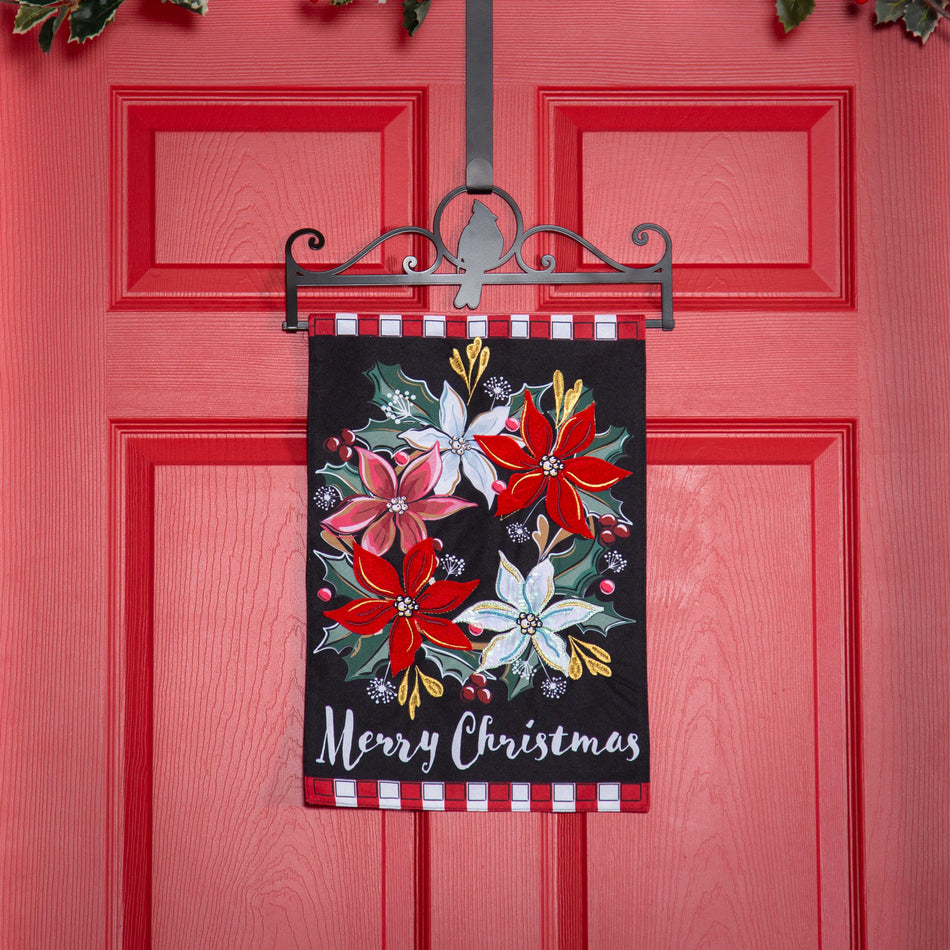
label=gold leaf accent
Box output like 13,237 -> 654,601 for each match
473,347 -> 490,389
408,674 -> 421,720
581,640 -> 611,664
561,379 -> 583,421
532,514 -> 550,555
418,669 -> 444,698
584,658 -> 612,677
450,350 -> 468,382
568,643 -> 583,680
466,338 -> 482,363
397,667 -> 410,706
552,369 -> 565,423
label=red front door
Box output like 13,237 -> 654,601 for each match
2,3 -> 947,948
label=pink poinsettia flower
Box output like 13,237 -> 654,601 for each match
322,445 -> 476,555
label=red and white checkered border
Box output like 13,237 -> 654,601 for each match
305,778 -> 649,813
307,312 -> 645,341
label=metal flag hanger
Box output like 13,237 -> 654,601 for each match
283,0 -> 673,332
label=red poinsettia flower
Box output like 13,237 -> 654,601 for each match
475,391 -> 629,538
323,538 -> 478,675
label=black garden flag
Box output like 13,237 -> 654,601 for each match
304,314 -> 649,811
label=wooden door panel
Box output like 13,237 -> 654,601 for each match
5,3 -> 949,949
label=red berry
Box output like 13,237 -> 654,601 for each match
600,530 -> 615,545
324,437 -> 341,452
461,685 -> 477,702
614,523 -> 630,539
431,538 -> 443,551
491,479 -> 507,493
338,445 -> 353,462
599,514 -> 617,528
394,450 -> 409,466
476,687 -> 492,704
468,623 -> 483,636
504,417 -> 520,431
471,672 -> 488,688
317,586 -> 333,602
599,579 -> 616,596
341,428 -> 356,444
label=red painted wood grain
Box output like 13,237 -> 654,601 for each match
1,1 -> 947,948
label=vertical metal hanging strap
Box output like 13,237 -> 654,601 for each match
466,0 -> 493,193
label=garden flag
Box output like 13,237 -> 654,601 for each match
304,314 -> 649,811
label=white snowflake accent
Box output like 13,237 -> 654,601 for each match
483,375 -> 512,401
313,485 -> 342,510
506,522 -> 530,543
382,389 -> 417,422
441,554 -> 466,577
367,677 -> 397,704
510,659 -> 535,680
603,550 -> 627,573
540,676 -> 567,699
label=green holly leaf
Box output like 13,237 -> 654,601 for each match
312,548 -> 365,601
775,0 -> 815,32
356,416 -> 415,455
317,460 -> 363,501
68,0 -> 125,43
875,0 -> 910,22
507,382 -> 552,421
577,597 -> 630,637
422,643 -> 480,684
402,0 -> 431,36
586,424 -> 630,466
365,362 -> 440,426
344,631 -> 390,680
500,656 -> 538,700
37,5 -> 67,51
551,533 -> 601,594
893,0 -> 947,41
161,0 -> 207,12
318,622 -> 390,681
13,3 -> 58,33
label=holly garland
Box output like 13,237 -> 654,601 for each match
6,0 -> 947,52
310,342 -> 639,721
4,0 -> 429,51
777,0 -> 950,43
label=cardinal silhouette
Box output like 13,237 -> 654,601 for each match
454,200 -> 505,309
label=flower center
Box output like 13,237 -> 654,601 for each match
539,454 -> 564,476
394,596 -> 418,617
449,437 -> 468,456
516,611 -> 541,635
386,495 -> 409,514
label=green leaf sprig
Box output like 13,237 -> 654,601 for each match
777,0 -> 950,44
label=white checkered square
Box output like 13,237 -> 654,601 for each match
594,314 -> 618,340
423,315 -> 446,337
552,783 -> 576,812
422,783 -> 445,811
597,783 -> 621,812
334,779 -> 358,807
510,314 -> 530,338
466,782 -> 488,812
335,312 -> 359,335
551,314 -> 573,339
510,783 -> 531,812
467,316 -> 488,338
379,314 -> 402,336
378,781 -> 401,809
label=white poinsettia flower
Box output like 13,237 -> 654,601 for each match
454,553 -> 602,676
402,382 -> 508,503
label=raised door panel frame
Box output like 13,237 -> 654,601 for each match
539,89 -> 853,312
109,420 -> 862,949
111,88 -> 428,312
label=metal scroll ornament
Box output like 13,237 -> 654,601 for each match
283,186 -> 673,331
